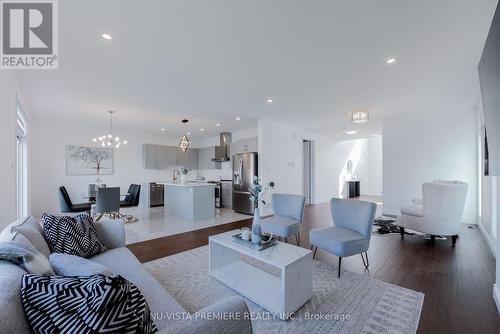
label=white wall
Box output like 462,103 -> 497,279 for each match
0,72 -> 19,228
257,120 -> 383,215
28,120 -> 200,216
382,110 -> 478,224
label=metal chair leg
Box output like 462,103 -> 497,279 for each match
361,251 -> 369,269
312,246 -> 318,260
295,233 -> 300,246
95,213 -> 104,222
284,237 -> 288,243
338,257 -> 342,277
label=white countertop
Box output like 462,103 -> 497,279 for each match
157,181 -> 216,187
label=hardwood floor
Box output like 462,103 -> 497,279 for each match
127,218 -> 252,263
127,202 -> 500,334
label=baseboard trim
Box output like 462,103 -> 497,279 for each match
493,284 -> 500,316
478,221 -> 496,257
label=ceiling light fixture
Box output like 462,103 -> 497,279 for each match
200,128 -> 205,131
179,119 -> 191,152
344,130 -> 357,135
161,128 -> 165,131
266,98 -> 273,104
386,58 -> 396,64
236,117 -> 241,121
350,108 -> 370,123
92,110 -> 127,148
101,33 -> 112,40
216,123 -> 220,127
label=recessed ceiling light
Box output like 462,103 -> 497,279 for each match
351,108 -> 370,123
187,132 -> 191,135
344,130 -> 357,135
160,128 -> 165,131
266,98 -> 273,104
200,128 -> 204,131
216,123 -> 220,127
386,58 -> 396,64
236,117 -> 241,121
102,33 -> 112,40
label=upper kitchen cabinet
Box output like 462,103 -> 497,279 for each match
187,148 -> 199,170
231,137 -> 258,155
143,144 -> 199,169
198,146 -> 221,170
143,144 -> 158,169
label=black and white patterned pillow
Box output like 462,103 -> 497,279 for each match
42,213 -> 107,257
21,274 -> 158,334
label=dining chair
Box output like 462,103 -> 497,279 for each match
260,193 -> 306,245
93,187 -> 120,222
118,184 -> 141,222
309,198 -> 376,277
58,186 -> 91,213
88,183 -> 106,202
120,184 -> 141,208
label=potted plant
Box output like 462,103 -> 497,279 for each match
180,167 -> 190,183
249,177 -> 275,243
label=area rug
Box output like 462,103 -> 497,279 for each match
144,246 -> 424,334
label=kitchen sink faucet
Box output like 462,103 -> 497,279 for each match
173,169 -> 180,182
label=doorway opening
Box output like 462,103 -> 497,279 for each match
303,140 -> 314,205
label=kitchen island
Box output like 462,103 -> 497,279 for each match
159,182 -> 216,221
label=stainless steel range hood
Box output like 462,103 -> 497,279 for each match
212,132 -> 232,162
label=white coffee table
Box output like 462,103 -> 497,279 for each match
209,230 -> 313,320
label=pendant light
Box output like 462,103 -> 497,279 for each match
179,119 -> 190,152
92,110 -> 128,148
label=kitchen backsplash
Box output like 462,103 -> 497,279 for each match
196,161 -> 232,181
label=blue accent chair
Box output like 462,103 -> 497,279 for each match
260,193 -> 306,245
309,198 -> 376,277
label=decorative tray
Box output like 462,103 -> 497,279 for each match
232,233 -> 277,251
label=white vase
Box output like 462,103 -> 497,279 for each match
251,207 -> 262,244
180,174 -> 187,184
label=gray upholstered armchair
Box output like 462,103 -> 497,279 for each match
261,193 -> 306,245
309,198 -> 376,277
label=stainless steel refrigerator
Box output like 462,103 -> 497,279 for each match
232,152 -> 258,214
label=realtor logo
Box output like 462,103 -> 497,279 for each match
1,0 -> 58,69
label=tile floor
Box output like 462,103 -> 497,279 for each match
121,206 -> 251,244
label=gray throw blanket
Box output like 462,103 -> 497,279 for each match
0,241 -> 54,275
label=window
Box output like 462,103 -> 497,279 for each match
16,103 -> 27,218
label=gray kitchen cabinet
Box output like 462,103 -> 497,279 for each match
187,148 -> 199,169
143,144 -> 199,169
156,145 -> 169,169
197,146 -> 221,170
231,137 -> 258,155
143,144 -> 158,169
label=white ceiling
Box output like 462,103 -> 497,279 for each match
16,0 -> 498,139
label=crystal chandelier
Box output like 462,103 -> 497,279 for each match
178,119 -> 191,152
350,108 -> 370,123
92,110 -> 128,148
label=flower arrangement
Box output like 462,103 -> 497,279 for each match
249,176 -> 275,209
180,167 -> 190,175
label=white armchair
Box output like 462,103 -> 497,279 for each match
397,180 -> 468,246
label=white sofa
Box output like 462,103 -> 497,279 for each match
0,216 -> 253,334
397,180 -> 468,245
